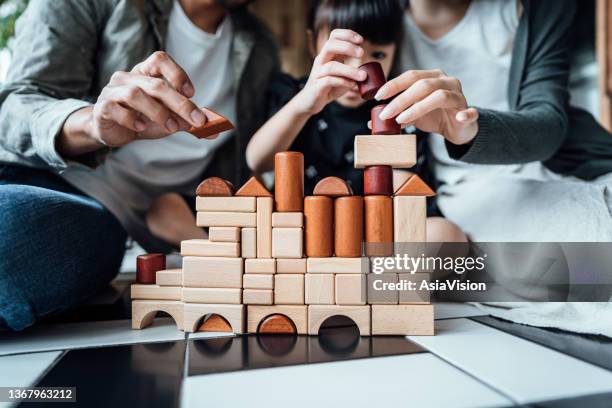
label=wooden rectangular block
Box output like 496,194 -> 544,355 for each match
256,197 -> 273,258
371,305 -> 434,335
272,227 -> 303,258
208,227 -> 241,243
393,196 -> 426,243
181,239 -> 240,257
335,274 -> 367,305
130,284 -> 182,301
276,258 -> 307,274
196,196 -> 256,212
245,258 -> 276,274
183,304 -> 245,333
243,289 -> 273,305
182,288 -> 242,304
274,274 -> 304,305
241,227 -> 256,258
272,212 -> 303,227
247,305 -> 308,334
305,273 -> 334,305
306,257 -> 369,274
243,274 -> 274,289
182,257 -> 242,288
156,269 -> 182,286
308,305 -> 371,336
354,135 -> 416,168
196,212 -> 256,227
398,273 -> 431,304
367,273 -> 399,304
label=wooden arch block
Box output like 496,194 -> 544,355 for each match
307,305 -> 371,336
236,176 -> 272,197
196,177 -> 234,197
313,176 -> 353,197
188,107 -> 234,139
394,174 -> 436,196
132,300 -> 184,330
183,304 -> 245,333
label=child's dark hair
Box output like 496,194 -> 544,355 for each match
307,0 -> 404,45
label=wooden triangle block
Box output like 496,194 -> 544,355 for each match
188,107 -> 234,139
196,177 -> 234,197
395,174 -> 436,196
198,314 -> 233,332
313,176 -> 353,197
235,176 -> 272,197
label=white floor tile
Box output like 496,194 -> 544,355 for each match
187,332 -> 236,340
435,302 -> 486,320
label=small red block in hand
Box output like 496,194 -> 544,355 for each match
136,254 -> 166,284
358,62 -> 386,100
371,104 -> 401,135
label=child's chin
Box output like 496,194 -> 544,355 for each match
337,94 -> 365,109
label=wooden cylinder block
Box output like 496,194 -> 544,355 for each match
358,62 -> 386,100
371,104 -> 401,135
334,196 -> 364,257
304,196 -> 334,257
364,165 -> 393,196
274,152 -> 304,212
364,196 -> 393,256
136,253 -> 166,284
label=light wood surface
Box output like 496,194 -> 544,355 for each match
274,274 -> 305,304
307,257 -> 369,274
241,228 -> 257,258
276,258 -> 307,274
243,289 -> 274,305
196,212 -> 256,228
272,227 -> 304,258
393,196 -> 427,244
155,269 -> 182,286
371,305 -> 434,335
182,256 -> 243,288
208,227 -> 241,243
335,274 -> 367,305
180,239 -> 240,257
130,284 -> 182,301
308,305 -> 371,336
196,197 -> 256,212
256,197 -> 273,258
243,274 -> 275,289
367,273 -> 399,304
272,212 -> 304,227
182,288 -> 242,304
354,135 -> 416,168
245,258 -> 276,274
305,273 -> 334,304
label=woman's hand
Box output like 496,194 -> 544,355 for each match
375,69 -> 479,145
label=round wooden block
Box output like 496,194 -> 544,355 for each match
195,177 -> 234,197
334,196 -> 364,257
313,176 -> 353,197
371,104 -> 401,135
274,151 -> 304,212
358,62 -> 386,100
364,195 -> 393,256
364,165 -> 393,196
258,314 -> 297,334
198,314 -> 233,332
136,253 -> 166,284
304,196 -> 334,257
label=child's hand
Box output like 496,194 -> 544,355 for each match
295,29 -> 367,115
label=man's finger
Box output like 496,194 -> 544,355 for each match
395,89 -> 467,124
133,51 -> 195,97
94,99 -> 143,133
109,85 -> 179,132
375,69 -> 445,101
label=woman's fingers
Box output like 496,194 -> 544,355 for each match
132,51 -> 195,97
375,69 -> 445,101
315,38 -> 364,65
329,28 -> 363,43
395,89 -> 468,124
316,61 -> 366,82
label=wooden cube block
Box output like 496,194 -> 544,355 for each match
256,197 -> 273,258
183,304 -> 245,333
371,305 -> 434,335
245,258 -> 276,274
354,135 -> 416,168
182,288 -> 241,304
243,289 -> 274,305
243,274 -> 274,289
180,239 -> 240,257
247,305 -> 308,334
308,305 -> 371,336
367,273 -> 399,304
272,212 -> 303,227
276,258 -> 307,274
195,197 -> 256,212
398,273 -> 431,304
132,300 -> 184,330
241,227 -> 256,258
182,257 -> 242,288
208,227 -> 241,243
155,269 -> 182,286
393,196 -> 426,243
305,274 -> 334,305
274,274 -> 305,305
272,228 -> 303,258
306,257 -> 369,274
130,284 -> 182,301
335,274 -> 367,305
196,212 -> 256,227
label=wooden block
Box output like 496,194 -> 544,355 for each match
131,284 -> 182,301
272,227 -> 303,258
241,227 -> 257,258
371,104 -> 401,135
132,300 -> 184,330
274,151 -> 304,212
196,197 -> 256,212
182,288 -> 242,304
188,107 -> 234,139
307,257 -> 369,274
394,174 -> 436,196
243,289 -> 274,305
364,195 -> 394,256
182,257 -> 242,288
156,268 -> 182,286
183,303 -> 245,333
196,212 -> 256,228
335,274 -> 367,305
274,274 -> 304,305
195,176 -> 234,197
258,315 -> 296,334
357,61 -> 385,100
308,305 -> 371,336
334,196 -> 364,257
247,305 -> 308,334
305,273 -> 334,304
354,135 -> 417,168
276,258 -> 307,274
272,212 -> 303,227
313,176 -> 353,197
208,227 -> 241,243
198,314 -> 232,332
304,196 -> 334,257
235,176 -> 272,197
136,253 -> 166,284
393,196 -> 426,243
256,197 -> 273,258
398,273 -> 431,304
371,305 -> 434,335
364,165 -> 393,195
243,274 -> 274,289
245,258 -> 276,274
367,273 -> 399,304
180,239 -> 240,257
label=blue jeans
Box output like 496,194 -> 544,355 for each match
0,165 -> 127,330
